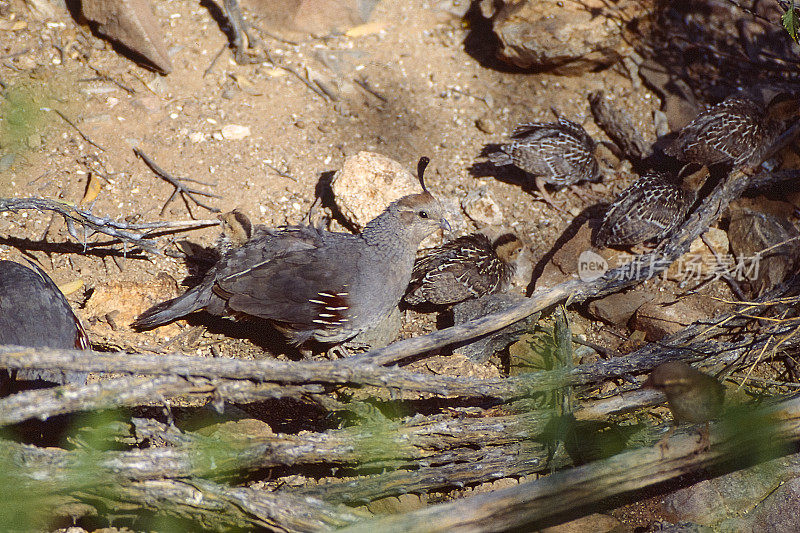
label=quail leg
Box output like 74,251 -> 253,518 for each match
534,176 -> 567,213
695,422 -> 712,453
567,184 -> 605,204
222,0 -> 262,64
656,425 -> 676,458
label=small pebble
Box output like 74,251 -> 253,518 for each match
221,124 -> 251,140
475,117 -> 496,134
188,132 -> 205,143
0,153 -> 15,172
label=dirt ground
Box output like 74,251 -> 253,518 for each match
0,0 -> 664,359
3,0 -> 800,530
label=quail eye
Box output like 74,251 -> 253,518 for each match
418,210 -> 429,219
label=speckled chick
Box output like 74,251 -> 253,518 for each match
593,166 -> 709,248
489,118 -> 600,207
666,93 -> 800,169
0,260 -> 89,385
643,362 -> 725,425
216,209 -> 254,254
133,182 -> 449,347
404,233 -> 524,306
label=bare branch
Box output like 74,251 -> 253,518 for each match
134,148 -> 222,216
0,197 -> 218,253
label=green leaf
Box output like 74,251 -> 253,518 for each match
782,3 -> 800,43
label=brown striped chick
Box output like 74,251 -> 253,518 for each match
404,233 -> 524,306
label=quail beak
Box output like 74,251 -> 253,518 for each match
440,217 -> 452,234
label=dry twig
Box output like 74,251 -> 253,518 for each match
134,148 -> 222,217
0,197 -> 215,253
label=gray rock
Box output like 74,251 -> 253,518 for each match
492,0 -> 652,75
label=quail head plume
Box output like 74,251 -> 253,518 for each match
0,259 -> 89,385
405,232 -> 524,306
133,157 -> 449,348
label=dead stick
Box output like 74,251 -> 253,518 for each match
339,396 -> 800,533
0,374 -> 323,426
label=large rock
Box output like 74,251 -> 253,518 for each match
242,0 -> 379,38
492,0 -> 654,75
82,0 -> 172,74
587,287 -> 656,327
330,151 -> 423,231
631,296 -> 708,341
728,206 -> 800,297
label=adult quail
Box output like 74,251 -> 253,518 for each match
643,361 -> 725,451
665,92 -> 800,170
488,117 -> 601,209
593,166 -> 709,248
404,232 -> 524,306
133,165 -> 449,348
0,259 -> 89,385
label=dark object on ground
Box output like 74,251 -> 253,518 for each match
0,260 -> 89,385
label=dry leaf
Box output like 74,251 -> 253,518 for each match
80,173 -> 103,205
345,21 -> 386,37
58,279 -> 84,296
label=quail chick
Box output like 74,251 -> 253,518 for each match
643,361 -> 725,451
488,117 -> 601,210
404,232 -> 523,306
665,92 -> 800,170
593,166 -> 709,249
133,167 -> 449,349
216,209 -> 254,254
0,260 -> 89,385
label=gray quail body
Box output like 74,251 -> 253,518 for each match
488,117 -> 600,208
405,233 -> 523,306
593,167 -> 708,248
0,260 -> 89,385
665,93 -> 800,169
133,191 -> 448,347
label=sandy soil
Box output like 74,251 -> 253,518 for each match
0,0 -> 666,361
